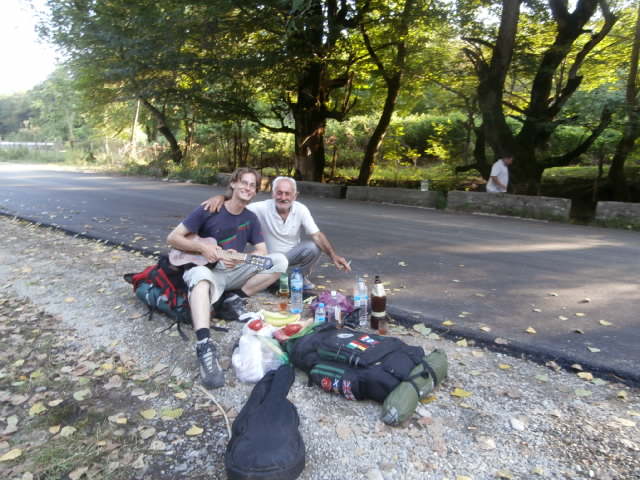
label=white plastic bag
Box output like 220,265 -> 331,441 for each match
232,322 -> 285,383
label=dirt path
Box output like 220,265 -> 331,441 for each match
0,216 -> 638,480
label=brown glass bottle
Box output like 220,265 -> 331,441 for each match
370,275 -> 386,330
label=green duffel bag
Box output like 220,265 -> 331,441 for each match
381,348 -> 448,426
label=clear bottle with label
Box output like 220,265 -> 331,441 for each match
358,276 -> 368,327
370,275 -> 386,331
314,303 -> 326,325
329,290 -> 342,328
289,269 -> 303,314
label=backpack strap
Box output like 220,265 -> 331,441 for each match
403,358 -> 438,397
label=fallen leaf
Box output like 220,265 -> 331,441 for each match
49,425 -> 61,434
479,326 -> 491,332
547,292 -> 559,297
140,409 -> 157,420
0,448 -> 22,462
160,408 -> 184,420
412,324 -> 431,336
587,347 -> 600,353
451,388 -> 472,398
149,440 -> 166,451
73,389 -> 92,401
574,388 -> 592,397
29,402 -> 47,416
139,427 -> 156,440
60,426 -> 77,437
132,454 -> 146,469
398,261 -> 407,267
577,372 -> 593,381
456,339 -> 468,347
3,415 -> 18,434
573,329 -> 584,334
496,471 -> 514,479
628,410 -> 640,417
617,391 -> 628,400
532,467 -> 545,476
47,399 -> 64,407
532,308 -> 541,313
64,297 -> 76,303
598,320 -> 612,326
494,338 -> 509,345
535,374 -> 549,382
108,414 -> 127,424
575,312 -> 585,317
525,327 -> 537,334
498,364 -> 511,370
185,425 -> 204,436
578,298 -> 591,303
174,392 -> 187,400
558,315 -> 568,321
442,320 -> 455,326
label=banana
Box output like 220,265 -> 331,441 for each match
260,309 -> 301,327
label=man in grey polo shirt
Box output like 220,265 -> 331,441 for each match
203,176 -> 351,289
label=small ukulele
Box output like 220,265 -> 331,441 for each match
169,234 -> 273,270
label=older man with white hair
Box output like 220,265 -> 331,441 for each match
203,176 -> 351,289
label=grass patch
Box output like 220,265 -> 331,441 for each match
29,436 -> 105,479
592,217 -> 640,231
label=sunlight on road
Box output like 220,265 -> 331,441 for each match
435,240 -> 625,253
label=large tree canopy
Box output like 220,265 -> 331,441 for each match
32,0 -> 635,191
462,0 -> 618,193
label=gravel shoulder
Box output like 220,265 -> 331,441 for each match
0,216 -> 638,480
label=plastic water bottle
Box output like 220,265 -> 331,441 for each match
353,278 -> 362,321
329,290 -> 342,328
289,268 -> 303,314
357,277 -> 369,327
314,303 -> 326,325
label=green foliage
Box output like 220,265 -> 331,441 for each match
0,148 -> 67,163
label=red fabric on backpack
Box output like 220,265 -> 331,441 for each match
131,265 -> 179,309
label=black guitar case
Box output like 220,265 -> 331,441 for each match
225,364 -> 305,480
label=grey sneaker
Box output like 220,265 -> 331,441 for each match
196,340 -> 224,389
219,295 -> 253,322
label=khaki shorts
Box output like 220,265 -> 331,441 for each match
183,252 -> 287,304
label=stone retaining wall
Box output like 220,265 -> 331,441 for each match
296,181 -> 346,199
346,186 -> 441,208
447,191 -> 571,221
595,201 -> 640,227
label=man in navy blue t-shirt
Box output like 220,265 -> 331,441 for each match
167,167 -> 287,389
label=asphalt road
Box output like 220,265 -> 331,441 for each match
2,163 -> 639,383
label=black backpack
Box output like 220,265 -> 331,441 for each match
285,323 -> 430,403
225,364 -> 305,480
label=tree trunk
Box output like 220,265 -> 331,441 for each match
292,62 -> 327,181
608,1 -> 640,202
141,98 -> 182,165
357,0 -> 415,186
358,77 -> 401,185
